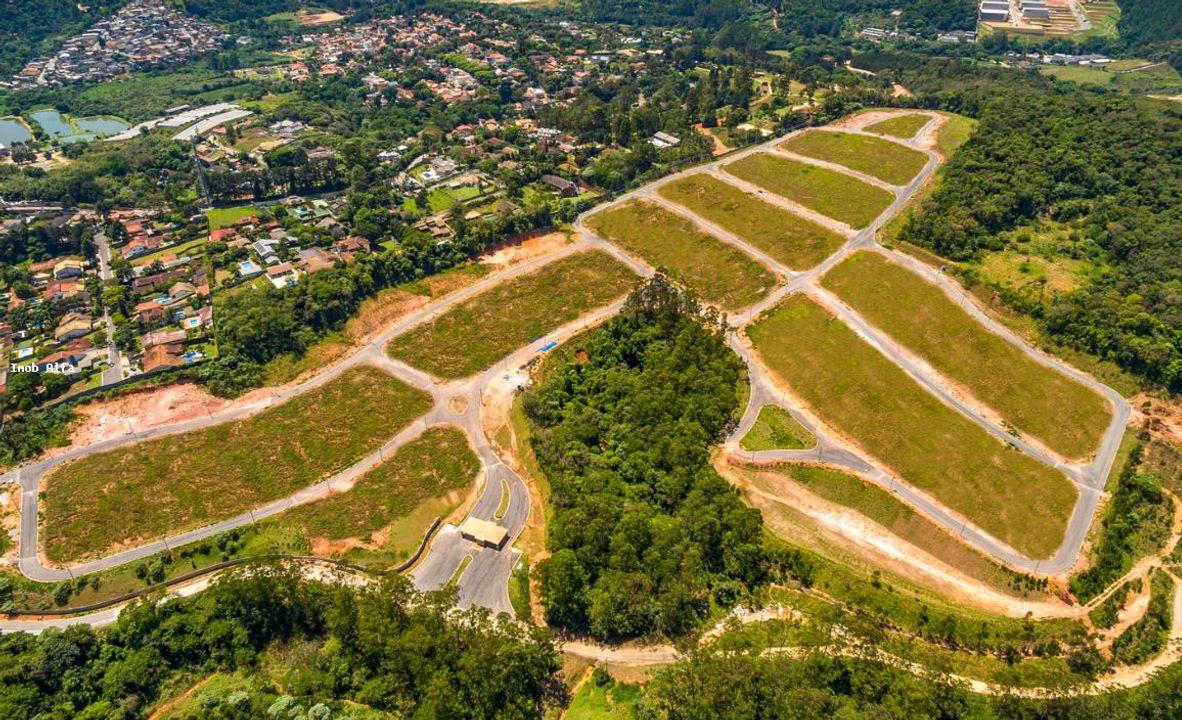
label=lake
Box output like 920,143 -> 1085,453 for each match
30,110 -> 130,142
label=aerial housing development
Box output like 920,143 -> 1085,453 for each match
0,0 -> 1180,717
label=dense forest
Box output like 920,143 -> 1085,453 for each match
763,0 -> 977,36
525,279 -> 771,640
1117,0 -> 1182,46
0,569 -> 559,719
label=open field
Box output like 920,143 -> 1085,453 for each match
585,200 -> 776,310
779,130 -> 929,186
387,250 -> 636,378
206,205 -> 258,230
740,405 -> 815,451
736,463 -> 1028,595
936,114 -> 978,158
283,426 -> 479,559
657,174 -> 845,271
821,251 -> 1110,460
864,114 -> 930,139
724,153 -> 894,229
747,295 -> 1078,559
42,366 -> 432,563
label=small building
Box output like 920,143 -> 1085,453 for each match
650,131 -> 681,149
134,300 -> 169,326
54,312 -> 92,342
142,343 -> 185,373
53,258 -> 85,279
458,517 -> 509,549
265,262 -> 300,289
540,174 -> 577,198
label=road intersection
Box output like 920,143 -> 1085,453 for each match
0,110 -> 1130,633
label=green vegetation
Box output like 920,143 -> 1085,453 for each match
0,570 -> 560,720
586,200 -> 776,310
387,250 -> 635,379
42,366 -> 432,563
1111,570 -> 1175,665
567,670 -> 642,719
863,113 -> 930,139
657,174 -> 845,271
205,205 -> 259,230
821,251 -> 1111,460
1070,443 -> 1173,602
747,295 -> 1077,559
935,113 -> 978,158
527,278 -> 767,640
510,556 -> 532,621
740,463 -> 1028,594
724,152 -> 894,229
282,426 -> 478,552
1089,578 -> 1141,629
779,129 -> 929,185
740,405 -> 815,451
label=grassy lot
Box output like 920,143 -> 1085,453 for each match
657,174 -> 845,271
821,251 -> 1111,460
1041,65 -> 1115,87
864,114 -> 930,139
747,295 -> 1077,559
283,426 -> 478,552
585,200 -> 776,310
388,251 -> 636,379
567,676 -> 644,720
740,405 -> 815,451
936,114 -> 978,158
738,463 -> 1032,597
779,130 -> 929,186
724,153 -> 893,229
42,366 -> 432,563
206,205 -> 258,230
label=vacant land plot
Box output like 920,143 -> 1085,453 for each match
747,295 -> 1077,559
388,250 -> 635,378
737,463 -> 1024,593
741,405 -> 815,451
724,153 -> 894,229
42,366 -> 432,563
283,426 -> 478,552
658,174 -> 845,270
822,251 -> 1110,460
205,205 -> 257,230
864,114 -> 930,140
585,200 -> 776,310
779,130 -> 929,186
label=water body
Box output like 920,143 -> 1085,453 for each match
0,117 -> 33,146
29,110 -> 129,143
31,109 -> 73,137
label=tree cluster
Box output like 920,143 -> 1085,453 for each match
527,278 -> 767,640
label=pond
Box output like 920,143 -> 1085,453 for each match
0,117 -> 33,146
29,110 -> 130,142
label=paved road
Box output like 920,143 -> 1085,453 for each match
93,231 -> 124,386
1,110 -> 1131,630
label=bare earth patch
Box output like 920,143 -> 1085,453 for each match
480,229 -> 570,269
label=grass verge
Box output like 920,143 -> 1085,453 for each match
387,251 -> 635,379
586,200 -> 776,310
724,152 -> 894,229
740,405 -> 815,451
657,173 -> 845,271
42,366 -> 432,563
746,295 -> 1078,559
821,251 -> 1112,460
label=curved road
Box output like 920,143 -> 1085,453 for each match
0,110 -> 1131,631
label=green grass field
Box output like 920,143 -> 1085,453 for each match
740,405 -> 815,451
821,251 -> 1110,460
388,250 -> 636,379
739,463 -> 1025,593
206,205 -> 258,230
566,677 -> 643,720
863,114 -> 930,140
657,174 -> 845,271
747,295 -> 1077,559
779,130 -> 929,186
282,426 -> 478,552
724,153 -> 894,229
585,200 -> 777,310
42,366 -> 432,563
936,114 -> 978,158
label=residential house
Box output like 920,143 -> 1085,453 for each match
54,312 -> 92,342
